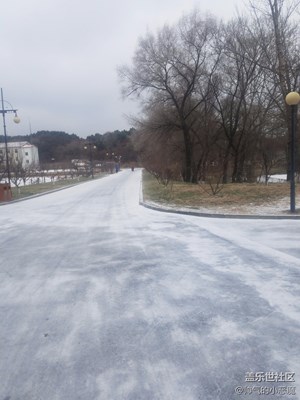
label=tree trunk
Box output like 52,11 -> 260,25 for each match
222,146 -> 231,184
182,124 -> 193,183
232,152 -> 245,183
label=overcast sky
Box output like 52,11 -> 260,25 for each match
0,0 -> 243,138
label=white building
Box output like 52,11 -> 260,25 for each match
0,141 -> 39,168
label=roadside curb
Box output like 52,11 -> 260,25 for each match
0,183 -> 80,206
0,173 -> 115,206
139,179 -> 300,220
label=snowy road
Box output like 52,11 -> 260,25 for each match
1,169 -> 299,400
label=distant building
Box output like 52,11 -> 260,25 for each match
0,141 -> 39,168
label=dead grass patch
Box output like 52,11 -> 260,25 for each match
142,170 -> 296,209
10,175 -> 105,200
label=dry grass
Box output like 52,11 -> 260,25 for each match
142,171 -> 297,210
10,175 -> 104,200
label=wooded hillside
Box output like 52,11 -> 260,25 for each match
0,129 -> 138,167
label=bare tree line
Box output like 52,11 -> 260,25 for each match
119,0 -> 300,184
0,153 -> 39,188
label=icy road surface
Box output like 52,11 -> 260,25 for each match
0,169 -> 299,400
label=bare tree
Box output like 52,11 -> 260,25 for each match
256,115 -> 287,182
210,16 -> 273,182
133,124 -> 182,183
119,11 -> 221,182
249,0 -> 299,95
119,5 -> 298,186
10,158 -> 38,188
248,0 -> 300,177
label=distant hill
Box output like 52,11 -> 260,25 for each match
0,129 -> 137,164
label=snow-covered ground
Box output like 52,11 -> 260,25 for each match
144,194 -> 300,216
257,174 -> 288,183
0,169 -> 299,400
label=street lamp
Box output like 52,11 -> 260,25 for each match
106,152 -> 116,173
84,143 -> 97,178
0,88 -> 20,187
285,91 -> 300,213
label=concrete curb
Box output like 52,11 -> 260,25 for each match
139,180 -> 300,220
0,173 -> 115,206
0,183 -> 80,206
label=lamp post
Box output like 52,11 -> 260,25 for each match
117,155 -> 122,172
285,91 -> 300,213
106,152 -> 115,173
84,143 -> 96,178
0,88 -> 20,187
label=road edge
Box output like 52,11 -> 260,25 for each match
139,175 -> 300,220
